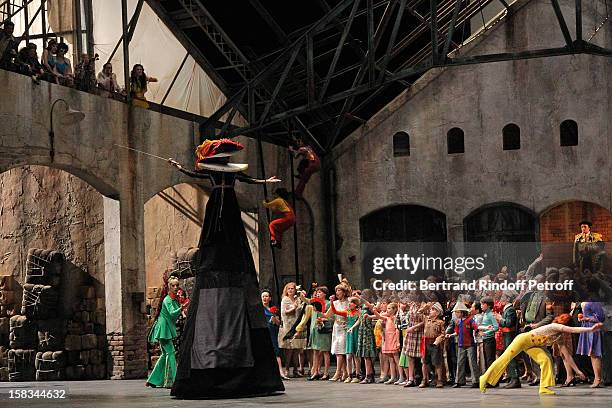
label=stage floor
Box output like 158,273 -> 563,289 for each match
1,379 -> 610,407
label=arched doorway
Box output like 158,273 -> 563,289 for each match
360,205 -> 447,285
464,203 -> 538,277
0,165 -> 109,381
360,205 -> 447,242
539,201 -> 612,270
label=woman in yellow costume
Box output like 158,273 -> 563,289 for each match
480,314 -> 603,395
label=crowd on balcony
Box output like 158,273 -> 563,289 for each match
1,20 -> 157,107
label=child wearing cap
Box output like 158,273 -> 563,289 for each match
446,302 -> 480,388
420,302 -> 446,388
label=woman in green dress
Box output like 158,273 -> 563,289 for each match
295,286 -> 332,380
146,277 -> 187,388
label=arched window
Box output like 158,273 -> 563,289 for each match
503,123 -> 520,150
560,120 -> 578,146
393,131 -> 410,156
447,127 -> 464,154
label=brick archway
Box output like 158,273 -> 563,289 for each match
539,201 -> 612,268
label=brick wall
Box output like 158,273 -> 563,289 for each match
539,201 -> 612,268
107,324 -> 148,380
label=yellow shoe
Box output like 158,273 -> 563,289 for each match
539,387 -> 556,395
480,377 -> 487,393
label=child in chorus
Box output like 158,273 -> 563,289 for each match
365,300 -> 401,384
420,302 -> 446,388
446,301 -> 480,388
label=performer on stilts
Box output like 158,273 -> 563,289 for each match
480,314 -> 603,395
167,138 -> 284,399
289,139 -> 320,198
263,188 -> 295,249
146,276 -> 189,388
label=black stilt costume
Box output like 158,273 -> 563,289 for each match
169,139 -> 284,399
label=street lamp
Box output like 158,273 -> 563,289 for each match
49,98 -> 85,161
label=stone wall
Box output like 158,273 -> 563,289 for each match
144,183 -> 208,287
0,166 -> 104,283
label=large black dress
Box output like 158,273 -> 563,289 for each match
171,169 -> 284,399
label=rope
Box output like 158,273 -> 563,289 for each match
256,135 -> 282,303
588,0 -> 611,41
26,253 -> 51,277
289,143 -> 300,285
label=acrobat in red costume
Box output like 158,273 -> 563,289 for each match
263,188 -> 295,249
289,139 -> 320,198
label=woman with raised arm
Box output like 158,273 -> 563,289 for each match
480,314 -> 603,395
167,139 -> 283,399
324,283 -> 351,381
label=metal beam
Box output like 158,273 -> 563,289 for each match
13,3 -> 41,48
121,0 -> 130,101
550,0 -> 574,50
326,0 -> 398,149
248,0 -> 286,41
367,0 -> 374,85
259,40 -> 303,125
186,0 -> 250,66
201,0 -> 359,132
145,0 -> 231,96
387,0 -> 460,62
377,0 -> 407,84
23,0 -> 29,44
106,0 -> 144,64
224,45 -> 607,138
575,0 -> 582,42
431,0 -> 438,64
161,52 -> 189,105
73,0 -> 83,57
307,34 -> 315,105
84,0 -> 94,56
403,1 -> 461,52
126,0 -> 144,42
319,0 -> 361,102
40,0 -> 46,44
442,0 -> 462,60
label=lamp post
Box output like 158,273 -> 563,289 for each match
49,98 -> 85,161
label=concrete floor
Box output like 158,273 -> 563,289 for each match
0,379 -> 610,408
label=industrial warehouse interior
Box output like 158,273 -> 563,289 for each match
0,0 -> 610,406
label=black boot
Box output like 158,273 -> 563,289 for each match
503,379 -> 521,389
528,378 -> 540,386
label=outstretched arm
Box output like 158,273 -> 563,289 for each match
330,301 -> 348,317
236,173 -> 281,185
551,322 -> 604,334
168,159 -> 211,181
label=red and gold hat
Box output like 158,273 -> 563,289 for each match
195,139 -> 247,172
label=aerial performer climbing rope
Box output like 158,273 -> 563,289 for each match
263,188 -> 296,249
166,138 -> 284,399
289,138 -> 320,198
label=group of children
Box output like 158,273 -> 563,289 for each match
270,280 -> 607,393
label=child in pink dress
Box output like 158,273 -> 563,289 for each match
368,301 -> 400,384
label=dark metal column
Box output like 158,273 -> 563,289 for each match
73,0 -> 83,57
121,0 -> 130,101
